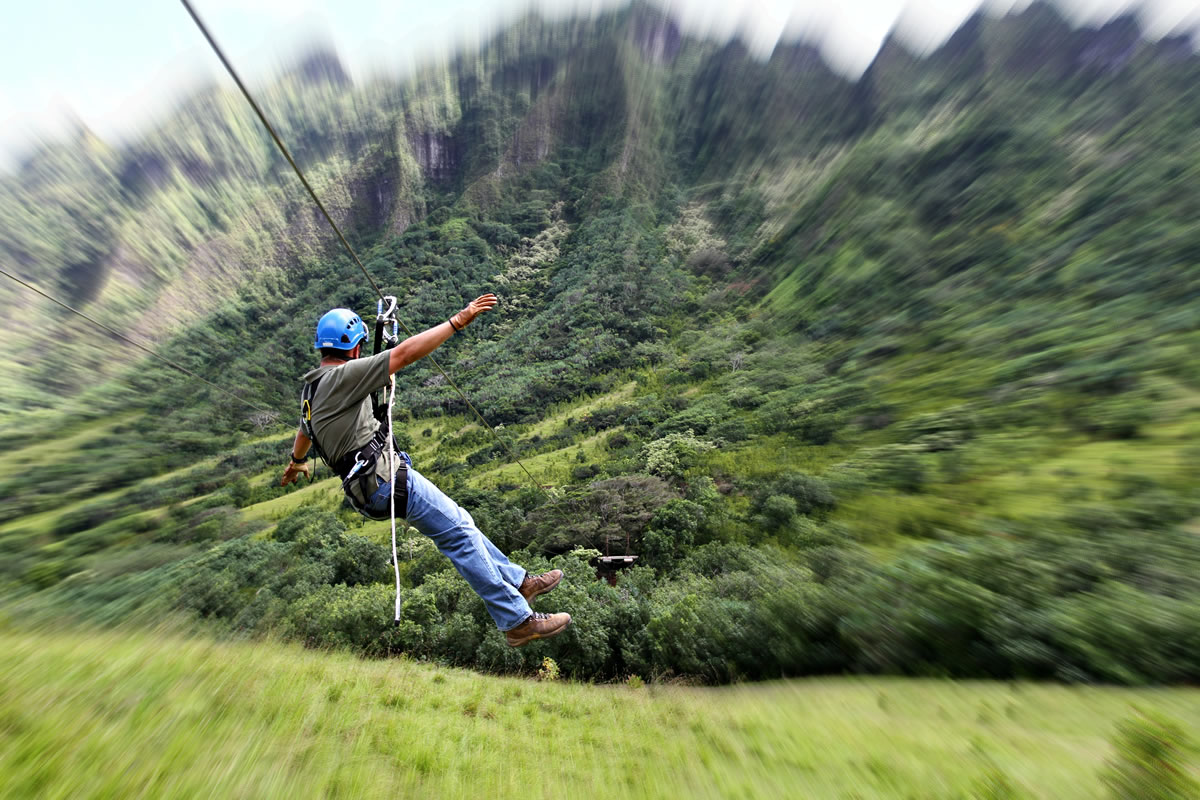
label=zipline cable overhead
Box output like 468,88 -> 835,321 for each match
180,0 -> 545,497
0,265 -> 275,414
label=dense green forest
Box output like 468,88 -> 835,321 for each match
1,1 -> 1197,687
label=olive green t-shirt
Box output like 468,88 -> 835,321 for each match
301,351 -> 393,498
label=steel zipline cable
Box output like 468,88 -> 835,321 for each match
0,265 -> 275,414
179,0 -> 545,496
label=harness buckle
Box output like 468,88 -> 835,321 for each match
343,453 -> 371,484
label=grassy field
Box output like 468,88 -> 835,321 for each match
2,625 -> 1197,799
3,354 -> 1197,800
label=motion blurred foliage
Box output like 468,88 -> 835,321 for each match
1103,710 -> 1200,799
2,3 -> 1199,685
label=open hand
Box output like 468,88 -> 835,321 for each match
451,293 -> 498,330
281,461 -> 311,486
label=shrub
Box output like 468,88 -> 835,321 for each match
641,430 -> 715,480
1070,396 -> 1152,439
727,387 -> 765,409
687,247 -> 730,278
537,657 -> 561,681
898,406 -> 975,446
760,495 -> 798,528
53,499 -> 120,538
580,404 -> 635,431
650,500 -> 705,541
465,445 -> 501,467
520,475 -> 676,554
1044,582 -> 1199,684
642,499 -> 704,568
772,473 -> 836,514
654,400 -> 731,438
284,583 -> 399,656
1102,710 -> 1199,799
24,558 -> 70,590
606,431 -> 631,450
333,534 -> 392,586
178,506 -> 250,543
572,464 -> 600,481
840,548 -> 1009,677
798,410 -> 843,444
861,445 -> 927,493
780,517 -> 837,550
710,417 -> 750,443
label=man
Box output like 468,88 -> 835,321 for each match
280,294 -> 571,647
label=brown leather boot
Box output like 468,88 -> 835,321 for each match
519,569 -> 563,603
505,612 -> 571,647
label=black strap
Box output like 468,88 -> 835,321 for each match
300,373 -> 332,466
343,456 -> 408,521
331,426 -> 389,478
370,322 -> 384,421
338,434 -> 409,520
302,368 -> 407,514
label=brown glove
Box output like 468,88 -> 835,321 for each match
449,293 -> 498,332
281,460 -> 311,486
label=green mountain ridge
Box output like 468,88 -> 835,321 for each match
2,1 -> 1194,412
0,0 -> 1197,688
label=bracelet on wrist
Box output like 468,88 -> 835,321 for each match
448,317 -> 462,332
290,454 -> 306,465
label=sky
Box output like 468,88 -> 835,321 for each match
1,0 -> 1197,169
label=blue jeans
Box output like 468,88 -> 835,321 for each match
364,452 -> 532,631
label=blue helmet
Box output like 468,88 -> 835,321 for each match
314,308 -> 368,351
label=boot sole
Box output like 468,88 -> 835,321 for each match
505,614 -> 572,647
519,570 -> 563,603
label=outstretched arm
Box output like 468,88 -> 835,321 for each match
387,294 -> 497,374
282,295 -> 496,485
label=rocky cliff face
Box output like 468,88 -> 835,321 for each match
407,130 -> 458,183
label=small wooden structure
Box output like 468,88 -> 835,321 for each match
595,555 -> 638,586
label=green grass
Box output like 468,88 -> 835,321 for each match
473,429 -> 614,488
518,380 -> 638,438
827,423 -> 1199,544
705,433 -> 856,483
0,485 -> 132,539
239,477 -> 344,522
1,625 -> 1197,799
7,414 -> 137,470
